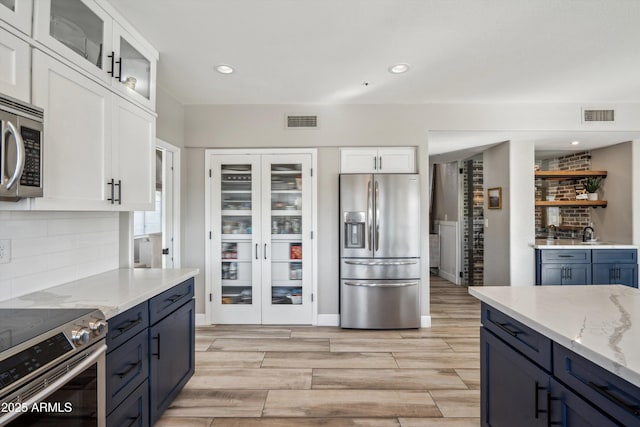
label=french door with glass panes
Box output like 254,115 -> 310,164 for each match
210,153 -> 313,324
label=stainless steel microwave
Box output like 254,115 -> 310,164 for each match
0,94 -> 43,201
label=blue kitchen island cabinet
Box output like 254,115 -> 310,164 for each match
149,278 -> 196,425
479,302 -> 639,427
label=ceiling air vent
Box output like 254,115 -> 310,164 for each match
583,109 -> 615,123
286,115 -> 318,129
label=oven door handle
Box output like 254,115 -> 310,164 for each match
0,344 -> 106,425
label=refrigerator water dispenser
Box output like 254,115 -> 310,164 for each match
344,211 -> 366,248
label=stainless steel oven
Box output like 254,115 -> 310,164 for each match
0,93 -> 44,202
0,308 -> 107,426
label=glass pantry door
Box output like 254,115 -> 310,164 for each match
211,156 -> 262,324
261,154 -> 313,324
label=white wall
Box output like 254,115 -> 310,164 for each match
509,139 -> 535,286
0,211 -> 119,301
432,162 -> 459,222
591,142 -> 633,243
483,142 -> 510,286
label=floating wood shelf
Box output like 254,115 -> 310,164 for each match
535,200 -> 607,208
535,170 -> 607,179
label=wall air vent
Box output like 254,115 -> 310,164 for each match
286,115 -> 318,129
583,109 -> 615,123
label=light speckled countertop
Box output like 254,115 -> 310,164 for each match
532,239 -> 639,249
0,268 -> 199,319
469,285 -> 640,387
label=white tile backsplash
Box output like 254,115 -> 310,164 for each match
0,211 -> 120,301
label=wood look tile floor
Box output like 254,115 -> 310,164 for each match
157,276 -> 481,426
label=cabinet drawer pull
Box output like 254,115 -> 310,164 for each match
165,293 -> 186,304
492,320 -> 520,337
558,255 -> 575,258
116,318 -> 142,334
126,415 -> 141,427
116,361 -> 141,379
587,381 -> 640,416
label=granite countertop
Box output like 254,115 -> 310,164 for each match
0,268 -> 199,319
532,239 -> 639,249
469,285 -> 640,387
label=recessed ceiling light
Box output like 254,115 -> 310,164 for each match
215,64 -> 235,74
388,63 -> 410,74
571,141 -> 580,145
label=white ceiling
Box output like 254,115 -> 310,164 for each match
108,0 -> 640,155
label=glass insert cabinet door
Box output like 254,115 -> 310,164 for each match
210,153 -> 313,325
211,156 -> 262,324
260,154 -> 312,325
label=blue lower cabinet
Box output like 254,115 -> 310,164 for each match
149,298 -> 195,425
105,278 -> 196,427
539,263 -> 591,285
107,379 -> 149,427
592,263 -> 638,288
481,328 -> 549,426
106,330 -> 148,414
548,378 -> 619,427
536,249 -> 638,287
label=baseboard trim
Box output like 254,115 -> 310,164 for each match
195,313 -> 207,326
317,314 -> 340,326
421,315 -> 432,328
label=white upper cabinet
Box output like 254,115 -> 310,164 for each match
0,0 -> 32,35
31,50 -> 154,211
110,22 -> 156,110
340,147 -> 416,173
111,95 -> 155,210
33,0 -> 157,110
0,26 -> 30,101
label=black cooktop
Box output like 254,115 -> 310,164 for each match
0,308 -> 95,353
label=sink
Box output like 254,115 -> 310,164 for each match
580,241 -> 607,245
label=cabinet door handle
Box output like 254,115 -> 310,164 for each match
115,57 -> 122,81
492,320 -> 520,337
116,361 -> 141,379
534,381 -> 547,419
588,382 -> 640,416
379,156 -> 382,170
107,179 -> 115,204
560,267 -> 565,280
373,156 -> 377,170
107,52 -> 115,76
152,334 -> 161,360
255,243 -> 259,260
115,179 -> 122,204
264,243 -> 268,259
116,317 -> 142,334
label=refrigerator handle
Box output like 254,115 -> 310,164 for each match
374,179 -> 380,252
367,179 -> 373,251
4,121 -> 25,190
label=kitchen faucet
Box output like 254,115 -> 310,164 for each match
548,225 -> 558,239
582,226 -> 595,242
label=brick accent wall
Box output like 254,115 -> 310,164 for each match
462,160 -> 484,285
535,151 -> 592,239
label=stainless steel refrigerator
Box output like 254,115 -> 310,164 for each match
340,174 -> 420,329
